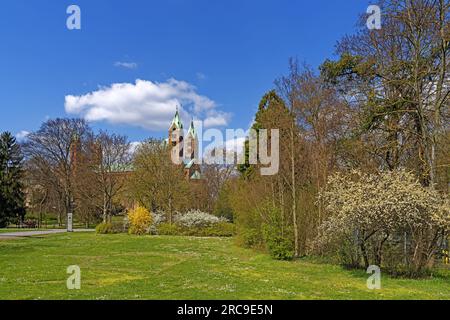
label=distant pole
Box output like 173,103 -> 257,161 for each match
67,212 -> 73,232
67,196 -> 74,232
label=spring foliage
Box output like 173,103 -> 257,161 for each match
127,206 -> 153,235
175,210 -> 227,228
316,170 -> 449,276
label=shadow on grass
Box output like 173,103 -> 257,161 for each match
343,264 -> 450,281
294,255 -> 450,282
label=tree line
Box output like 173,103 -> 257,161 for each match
225,0 -> 449,276
0,118 -> 233,229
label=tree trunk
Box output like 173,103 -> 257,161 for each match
168,196 -> 173,225
290,119 -> 299,258
102,191 -> 108,223
360,241 -> 370,269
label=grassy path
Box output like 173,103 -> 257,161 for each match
0,233 -> 448,300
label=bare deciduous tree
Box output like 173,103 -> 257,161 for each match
23,118 -> 92,227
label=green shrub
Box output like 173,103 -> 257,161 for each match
112,221 -> 126,233
157,223 -> 180,236
96,221 -> 126,234
181,222 -> 235,237
95,222 -> 114,234
263,224 -> 294,261
265,235 -> 295,261
238,228 -> 264,248
157,222 -> 235,237
201,222 -> 235,237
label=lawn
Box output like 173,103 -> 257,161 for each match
0,232 -> 448,300
0,228 -> 52,233
0,229 -> 23,233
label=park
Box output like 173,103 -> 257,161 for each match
0,0 -> 449,301
0,232 -> 449,300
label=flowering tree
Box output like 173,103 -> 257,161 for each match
175,210 -> 227,228
316,170 -> 449,276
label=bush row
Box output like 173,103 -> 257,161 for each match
96,208 -> 235,237
157,221 -> 235,237
95,222 -> 125,234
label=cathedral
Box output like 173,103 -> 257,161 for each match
168,109 -> 202,181
69,109 -> 202,182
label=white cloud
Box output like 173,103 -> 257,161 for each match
203,112 -> 231,127
15,130 -> 30,141
114,61 -> 138,69
65,79 -> 231,131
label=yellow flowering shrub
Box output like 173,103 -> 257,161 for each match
127,206 -> 153,235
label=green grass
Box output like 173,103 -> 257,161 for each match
0,233 -> 448,300
0,228 -> 21,233
0,228 -> 67,233
0,228 -> 43,233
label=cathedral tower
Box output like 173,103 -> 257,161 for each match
168,107 -> 184,163
168,109 -> 202,181
185,119 -> 199,162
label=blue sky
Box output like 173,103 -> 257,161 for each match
0,0 -> 372,142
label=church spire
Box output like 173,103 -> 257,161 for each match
187,117 -> 197,138
170,105 -> 183,129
